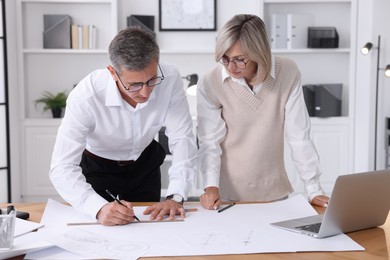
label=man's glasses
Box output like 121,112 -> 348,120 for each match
219,56 -> 249,69
115,64 -> 165,92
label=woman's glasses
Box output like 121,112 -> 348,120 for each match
219,56 -> 248,69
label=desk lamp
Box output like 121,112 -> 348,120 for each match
182,74 -> 198,96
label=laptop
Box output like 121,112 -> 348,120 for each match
271,169 -> 390,238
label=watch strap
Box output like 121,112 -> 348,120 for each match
166,194 -> 184,204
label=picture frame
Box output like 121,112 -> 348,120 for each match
159,0 -> 216,31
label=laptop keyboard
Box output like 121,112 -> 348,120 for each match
295,222 -> 322,233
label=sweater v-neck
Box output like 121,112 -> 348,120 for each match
226,69 -> 277,111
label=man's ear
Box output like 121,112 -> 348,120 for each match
106,65 -> 117,79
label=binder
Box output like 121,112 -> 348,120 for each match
286,14 -> 314,49
43,14 -> 71,49
269,14 -> 287,49
89,25 -> 97,49
77,25 -> 82,50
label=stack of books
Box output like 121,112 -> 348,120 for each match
43,14 -> 97,49
71,24 -> 97,49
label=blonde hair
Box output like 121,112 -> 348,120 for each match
215,14 -> 272,84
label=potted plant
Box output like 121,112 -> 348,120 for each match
35,90 -> 68,118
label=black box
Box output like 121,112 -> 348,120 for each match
158,127 -> 171,155
314,84 -> 342,117
302,85 -> 316,116
308,27 -> 339,48
43,14 -> 71,49
127,15 -> 155,36
303,84 -> 342,117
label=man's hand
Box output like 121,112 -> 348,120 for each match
200,186 -> 221,210
143,200 -> 185,221
97,200 -> 137,226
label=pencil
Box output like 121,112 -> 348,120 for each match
185,208 -> 198,212
217,202 -> 236,213
105,189 -> 140,222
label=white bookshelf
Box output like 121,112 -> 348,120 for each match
13,0 -> 358,201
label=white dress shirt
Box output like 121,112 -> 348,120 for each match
197,57 -> 325,201
50,63 -> 197,218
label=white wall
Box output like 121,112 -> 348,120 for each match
5,1 -> 21,202
354,0 -> 390,172
373,0 -> 390,170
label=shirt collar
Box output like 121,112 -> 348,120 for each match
105,76 -> 123,106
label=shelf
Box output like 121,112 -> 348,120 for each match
310,116 -> 351,125
160,48 -> 350,55
24,118 -> 62,126
271,48 -> 350,54
160,49 -> 214,55
264,0 -> 351,3
23,49 -> 108,54
20,0 -> 113,3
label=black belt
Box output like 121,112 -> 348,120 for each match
83,149 -> 134,166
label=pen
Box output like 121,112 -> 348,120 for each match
217,202 -> 236,213
7,205 -> 15,214
105,189 -> 140,222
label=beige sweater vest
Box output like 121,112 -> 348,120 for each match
202,56 -> 301,202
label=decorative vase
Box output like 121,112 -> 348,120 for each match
51,108 -> 62,118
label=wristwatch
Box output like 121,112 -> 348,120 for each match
166,194 -> 184,205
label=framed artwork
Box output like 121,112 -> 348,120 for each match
159,0 -> 216,31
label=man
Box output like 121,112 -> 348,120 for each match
50,27 -> 197,226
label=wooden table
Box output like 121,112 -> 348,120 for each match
2,202 -> 390,259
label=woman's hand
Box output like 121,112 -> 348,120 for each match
310,195 -> 329,208
200,186 -> 221,210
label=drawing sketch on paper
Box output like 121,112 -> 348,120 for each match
183,232 -> 231,248
49,228 -> 150,259
182,229 -> 258,248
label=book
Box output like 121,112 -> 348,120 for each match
82,24 -> 89,49
43,14 -> 71,49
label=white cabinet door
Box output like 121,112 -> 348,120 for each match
23,124 -> 61,202
285,121 -> 350,196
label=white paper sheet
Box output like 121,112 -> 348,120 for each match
26,195 -> 364,259
0,232 -> 52,259
14,218 -> 44,237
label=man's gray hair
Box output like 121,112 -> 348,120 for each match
108,27 -> 159,74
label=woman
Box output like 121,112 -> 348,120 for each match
197,14 -> 329,210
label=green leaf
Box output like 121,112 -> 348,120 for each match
34,90 -> 68,112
